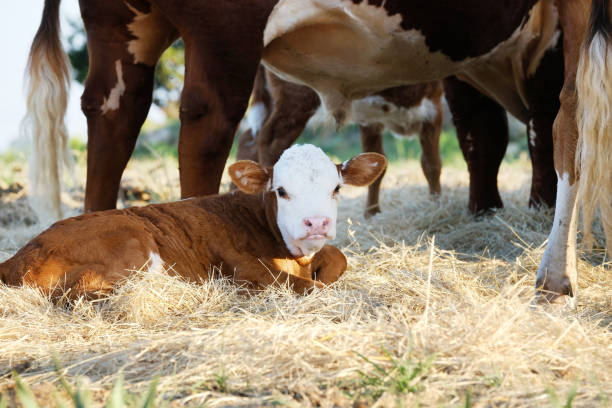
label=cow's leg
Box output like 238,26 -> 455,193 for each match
418,103 -> 443,196
177,46 -> 256,197
236,130 -> 260,162
153,2 -> 275,198
536,78 -> 579,304
82,56 -> 155,211
524,33 -> 564,208
258,72 -> 321,166
536,0 -> 611,305
443,77 -> 508,213
236,66 -> 272,162
360,124 -> 386,217
81,3 -> 177,211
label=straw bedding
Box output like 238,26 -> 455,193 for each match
0,156 -> 610,407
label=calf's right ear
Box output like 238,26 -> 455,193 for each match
229,160 -> 272,194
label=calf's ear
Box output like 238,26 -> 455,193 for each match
229,160 -> 272,194
338,153 -> 387,186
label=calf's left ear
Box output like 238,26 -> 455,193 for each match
338,153 -> 387,186
229,160 -> 272,194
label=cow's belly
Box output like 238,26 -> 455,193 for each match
262,0 -> 536,121
263,15 -> 462,95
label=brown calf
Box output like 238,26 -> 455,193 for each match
0,145 -> 386,298
237,66 -> 444,217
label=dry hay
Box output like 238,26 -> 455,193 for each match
0,156 -> 610,407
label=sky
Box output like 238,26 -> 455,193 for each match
0,1 -> 165,153
0,0 -> 87,152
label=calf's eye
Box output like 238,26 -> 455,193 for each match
333,185 -> 341,196
277,187 -> 288,199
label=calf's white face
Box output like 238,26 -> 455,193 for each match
229,144 -> 386,258
273,145 -> 342,256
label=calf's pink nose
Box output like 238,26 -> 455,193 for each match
303,216 -> 331,236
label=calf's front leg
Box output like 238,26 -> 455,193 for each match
232,261 -> 326,294
310,245 -> 347,285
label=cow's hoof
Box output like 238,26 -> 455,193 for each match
533,275 -> 576,309
364,206 -> 381,219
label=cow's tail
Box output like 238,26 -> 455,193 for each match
21,0 -> 73,222
576,0 -> 612,251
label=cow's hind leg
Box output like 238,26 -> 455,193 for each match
444,77 -> 508,214
537,0 -> 612,304
157,1 -> 275,198
82,57 -> 155,211
257,71 -> 321,166
81,3 -> 177,211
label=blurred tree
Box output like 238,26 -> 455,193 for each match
66,21 -> 184,119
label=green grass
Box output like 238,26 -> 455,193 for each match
547,383 -> 578,408
5,362 -> 162,408
296,124 -> 465,165
342,348 -> 434,403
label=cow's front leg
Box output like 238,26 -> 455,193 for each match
524,33 -> 564,208
443,77 -> 508,214
310,245 -> 347,285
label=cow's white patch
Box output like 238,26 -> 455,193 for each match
351,96 -> 438,137
147,251 -> 165,273
529,119 -> 537,147
101,60 -> 126,114
536,172 -> 577,305
125,3 -> 175,66
246,102 -> 268,138
273,144 -> 341,257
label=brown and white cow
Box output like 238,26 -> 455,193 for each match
0,145 -> 386,298
261,0 -> 612,304
237,66 -> 444,217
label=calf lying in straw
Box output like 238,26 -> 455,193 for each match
0,145 -> 386,298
